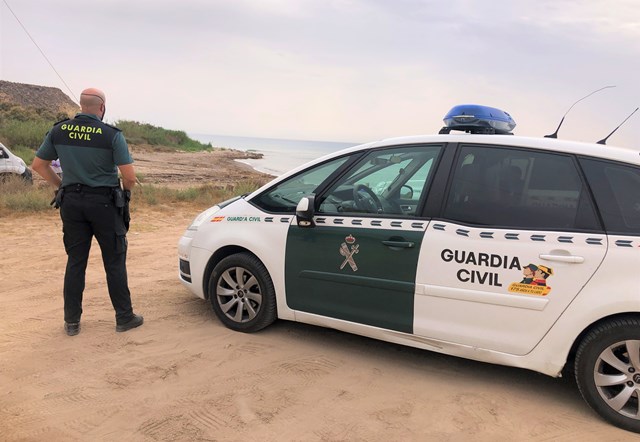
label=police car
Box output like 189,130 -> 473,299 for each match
178,105 -> 640,433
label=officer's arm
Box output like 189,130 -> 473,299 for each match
118,164 -> 136,191
32,157 -> 62,188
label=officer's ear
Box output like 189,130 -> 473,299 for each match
100,104 -> 106,121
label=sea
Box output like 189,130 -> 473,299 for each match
189,133 -> 359,177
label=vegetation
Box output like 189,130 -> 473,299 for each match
0,103 -> 61,153
134,181 -> 261,207
114,120 -> 216,151
0,176 -> 261,216
0,176 -> 53,213
0,103 -> 216,162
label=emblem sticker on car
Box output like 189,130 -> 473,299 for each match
508,263 -> 554,296
339,235 -> 359,272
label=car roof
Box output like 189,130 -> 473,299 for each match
369,134 -> 640,165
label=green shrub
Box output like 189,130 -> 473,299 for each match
0,103 -> 60,122
0,108 -> 214,158
115,120 -> 213,151
0,119 -> 51,151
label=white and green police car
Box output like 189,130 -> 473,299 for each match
178,105 -> 640,433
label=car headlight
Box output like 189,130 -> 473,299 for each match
187,205 -> 221,231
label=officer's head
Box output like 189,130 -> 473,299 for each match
80,88 -> 106,120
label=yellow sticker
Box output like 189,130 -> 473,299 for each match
508,263 -> 553,296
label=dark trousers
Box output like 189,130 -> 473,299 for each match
59,189 -> 134,324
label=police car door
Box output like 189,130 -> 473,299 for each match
415,144 -> 606,355
285,145 -> 443,333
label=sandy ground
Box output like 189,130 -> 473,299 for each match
1,150 -> 637,441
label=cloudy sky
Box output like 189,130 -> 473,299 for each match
1,0 -> 639,147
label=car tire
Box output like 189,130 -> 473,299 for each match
22,168 -> 33,185
574,317 -> 640,433
208,253 -> 276,333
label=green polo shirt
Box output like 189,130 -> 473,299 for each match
36,113 -> 133,187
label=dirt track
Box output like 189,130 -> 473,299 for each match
0,204 -> 636,441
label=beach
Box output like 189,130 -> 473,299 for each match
128,145 -> 275,189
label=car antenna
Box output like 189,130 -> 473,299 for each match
545,85 -> 616,138
596,107 -> 639,145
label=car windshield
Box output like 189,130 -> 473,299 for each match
251,156 -> 351,213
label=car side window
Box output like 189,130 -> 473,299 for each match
317,145 -> 442,217
580,158 -> 640,234
251,156 -> 351,213
443,145 -> 600,230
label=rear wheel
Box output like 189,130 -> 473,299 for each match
208,253 -> 276,333
574,317 -> 640,433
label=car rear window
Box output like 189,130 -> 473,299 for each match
443,145 -> 600,231
580,158 -> 640,235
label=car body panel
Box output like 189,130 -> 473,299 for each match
285,217 -> 427,333
178,133 -> 640,379
415,221 -> 607,355
179,198 -> 297,321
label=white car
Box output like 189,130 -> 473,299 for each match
0,142 -> 32,183
178,105 -> 640,433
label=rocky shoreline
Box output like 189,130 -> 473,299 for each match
129,145 -> 273,188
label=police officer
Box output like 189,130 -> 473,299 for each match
32,87 -> 143,336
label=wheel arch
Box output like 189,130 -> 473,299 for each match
202,245 -> 260,299
564,311 -> 640,374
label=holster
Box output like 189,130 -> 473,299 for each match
50,187 -> 64,209
113,187 -> 125,209
123,201 -> 130,232
113,187 -> 131,232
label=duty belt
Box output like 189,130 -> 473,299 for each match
64,184 -> 117,195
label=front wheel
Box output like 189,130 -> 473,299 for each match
208,253 -> 276,333
574,317 -> 640,433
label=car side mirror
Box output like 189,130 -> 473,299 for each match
400,184 -> 414,199
296,195 -> 316,228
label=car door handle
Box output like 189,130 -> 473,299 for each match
382,240 -> 415,249
539,254 -> 585,264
